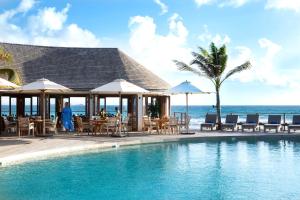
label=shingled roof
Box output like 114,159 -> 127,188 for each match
0,42 -> 170,92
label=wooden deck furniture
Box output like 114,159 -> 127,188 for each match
222,114 -> 239,132
18,117 -> 35,136
201,114 -> 217,131
241,114 -> 259,132
162,117 -> 179,134
264,115 -> 282,133
288,115 -> 300,133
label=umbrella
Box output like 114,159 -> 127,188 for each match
91,79 -> 149,94
17,78 -> 72,135
168,80 -> 208,134
0,77 -> 19,89
91,79 -> 149,114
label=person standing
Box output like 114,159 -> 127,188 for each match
62,102 -> 74,132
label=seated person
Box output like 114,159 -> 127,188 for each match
99,108 -> 107,119
115,107 -> 121,120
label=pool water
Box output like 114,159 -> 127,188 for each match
1,138 -> 300,200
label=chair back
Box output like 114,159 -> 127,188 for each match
18,117 -> 30,128
205,114 -> 217,124
292,115 -> 300,125
225,115 -> 238,124
107,117 -> 117,126
268,115 -> 281,124
246,114 -> 259,124
143,116 -> 151,126
169,117 -> 178,126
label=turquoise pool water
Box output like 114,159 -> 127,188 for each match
1,138 -> 300,199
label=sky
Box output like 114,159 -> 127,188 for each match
1,0 -> 300,105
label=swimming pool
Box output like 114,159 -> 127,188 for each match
1,138 -> 300,200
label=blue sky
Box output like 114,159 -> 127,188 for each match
1,0 -> 300,105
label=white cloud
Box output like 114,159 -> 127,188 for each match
0,0 -> 35,23
153,0 -> 168,15
265,0 -> 300,12
198,25 -> 231,45
194,0 -> 251,7
194,0 -> 214,6
128,13 -> 192,83
29,4 -> 70,34
228,38 -> 300,89
0,1 -> 101,47
219,0 -> 251,7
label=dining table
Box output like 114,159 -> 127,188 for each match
90,118 -> 108,135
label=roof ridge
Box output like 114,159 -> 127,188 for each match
0,41 -> 118,49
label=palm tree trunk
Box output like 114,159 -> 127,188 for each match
215,86 -> 221,130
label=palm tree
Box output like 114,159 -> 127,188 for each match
0,47 -> 21,85
174,42 -> 251,129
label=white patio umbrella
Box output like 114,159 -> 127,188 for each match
0,77 -> 19,89
17,78 -> 72,135
168,80 -> 209,134
91,79 -> 149,115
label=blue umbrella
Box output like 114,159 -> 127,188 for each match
168,81 -> 208,133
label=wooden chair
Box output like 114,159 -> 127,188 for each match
163,117 -> 179,134
101,117 -> 118,135
18,117 -> 34,136
75,117 -> 93,135
121,117 -> 131,135
45,118 -> 57,134
143,116 -> 157,134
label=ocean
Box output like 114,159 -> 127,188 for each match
171,105 -> 300,129
2,105 -> 300,129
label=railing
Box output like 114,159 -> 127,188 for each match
173,112 -> 300,124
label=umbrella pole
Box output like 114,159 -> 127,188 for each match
42,91 -> 46,135
186,92 -> 189,133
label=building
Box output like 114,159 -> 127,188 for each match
0,42 -> 171,131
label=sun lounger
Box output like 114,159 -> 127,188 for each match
288,115 -> 300,133
200,114 -> 217,131
241,114 -> 259,132
264,115 -> 281,133
222,114 -> 238,132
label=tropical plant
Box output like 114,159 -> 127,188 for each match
174,42 -> 251,129
0,47 -> 21,85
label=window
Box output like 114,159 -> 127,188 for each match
122,98 -> 128,118
106,97 -> 119,115
1,96 -> 9,116
24,98 -> 31,116
32,97 -> 38,115
10,97 -> 17,116
70,97 -> 86,116
50,98 -> 56,119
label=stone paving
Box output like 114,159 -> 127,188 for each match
1,131 -> 300,167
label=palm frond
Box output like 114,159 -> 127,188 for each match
218,45 -> 227,73
190,59 -> 215,78
221,61 -> 251,83
0,48 -> 13,62
173,60 -> 203,76
0,68 -> 22,85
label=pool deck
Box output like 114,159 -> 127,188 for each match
1,131 -> 300,167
